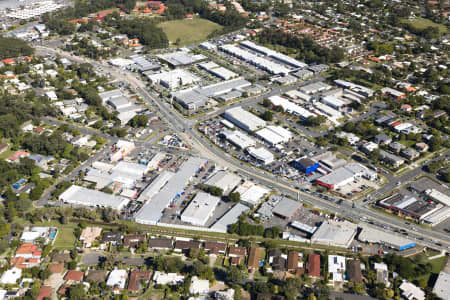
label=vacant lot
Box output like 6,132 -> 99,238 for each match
402,17 -> 447,35
158,18 -> 222,46
53,227 -> 76,249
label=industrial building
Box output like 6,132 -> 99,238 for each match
156,51 -> 206,67
268,95 -> 315,120
316,163 -> 377,190
223,106 -> 266,132
255,125 -> 292,146
358,225 -> 416,251
210,203 -> 249,232
6,0 -> 65,19
290,221 -> 317,235
147,69 -> 199,89
137,171 -> 174,202
422,206 -> 450,227
311,220 -> 357,248
300,82 -> 331,94
199,61 -> 237,80
205,170 -> 241,194
247,147 -> 274,165
180,192 -> 220,226
222,129 -> 256,149
171,89 -> 209,110
272,198 -> 302,219
59,185 -> 130,210
291,158 -> 319,175
134,157 -> 207,225
110,140 -> 136,162
320,95 -> 347,110
130,55 -> 161,72
424,189 -> 450,206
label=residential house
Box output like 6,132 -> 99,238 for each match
101,232 -> 122,245
64,270 -> 84,282
374,263 -> 389,287
0,268 -> 22,284
287,251 -> 302,273
401,148 -> 419,160
190,276 -> 210,295
228,246 -> 247,257
174,240 -> 201,253
153,271 -> 184,285
128,270 -> 152,293
106,269 -> 128,293
347,259 -> 363,283
399,280 -> 425,300
389,142 -> 406,153
85,270 -> 109,283
328,255 -> 346,282
307,254 -> 321,278
148,238 -> 173,251
248,247 -> 264,271
415,142 -> 429,152
374,133 -> 392,145
123,234 -> 146,248
37,286 -> 52,300
80,227 -> 102,248
204,242 -> 227,255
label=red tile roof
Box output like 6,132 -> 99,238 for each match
37,286 -> 51,300
307,253 -> 320,277
64,270 -> 84,281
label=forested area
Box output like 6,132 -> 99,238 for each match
0,37 -> 34,59
258,29 -> 345,64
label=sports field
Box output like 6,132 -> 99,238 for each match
402,17 -> 447,35
158,18 -> 223,46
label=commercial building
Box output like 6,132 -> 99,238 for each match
130,55 -> 161,72
59,185 -> 129,211
110,140 -> 135,162
205,170 -> 241,194
147,69 -> 199,89
422,206 -> 450,227
378,193 -> 443,221
181,192 -> 220,226
172,89 -> 209,110
328,255 -> 346,282
311,220 -> 357,248
291,158 -> 319,174
256,126 -> 292,146
316,163 -> 377,190
157,51 -> 206,67
236,182 -> 270,207
272,198 -> 302,219
247,147 -> 274,165
358,225 -> 415,251
223,106 -> 266,132
210,203 -> 249,232
222,129 -> 256,149
134,157 -> 207,225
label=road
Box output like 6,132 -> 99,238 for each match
35,46 -> 450,250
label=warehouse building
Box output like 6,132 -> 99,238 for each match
284,90 -> 312,102
171,89 -> 209,110
157,51 -> 206,67
130,55 -> 161,72
240,40 -> 307,69
255,125 -> 292,146
300,82 -> 331,94
272,198 -> 302,219
235,182 -> 270,207
205,170 -> 241,194
378,193 -> 443,221
210,203 -> 249,232
223,106 -> 266,132
268,95 -> 314,119
137,171 -> 174,203
134,157 -> 207,225
147,69 -> 199,89
59,185 -> 129,210
219,44 -> 291,75
291,158 -> 319,175
290,221 -> 317,235
181,192 -> 220,226
422,206 -> 450,227
222,129 -> 256,149
320,95 -> 347,111
358,225 -> 416,251
424,189 -> 450,206
316,163 -> 377,190
247,147 -> 274,165
311,220 -> 357,248
199,62 -> 237,80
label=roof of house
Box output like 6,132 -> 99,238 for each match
85,270 -> 109,283
37,286 -> 51,300
347,259 -> 363,283
228,246 -> 247,257
248,247 -> 264,269
52,252 -> 71,263
148,238 -> 173,249
64,270 -> 84,281
174,240 -> 201,250
287,251 -> 299,270
123,234 -> 146,247
204,242 -> 227,253
48,263 -> 64,274
16,243 -> 41,256
128,270 -> 152,291
101,231 -> 122,243
308,253 -> 321,277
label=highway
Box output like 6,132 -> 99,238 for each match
35,46 -> 450,250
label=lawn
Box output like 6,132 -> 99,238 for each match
401,17 -> 447,35
53,227 -> 76,249
157,18 -> 223,46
